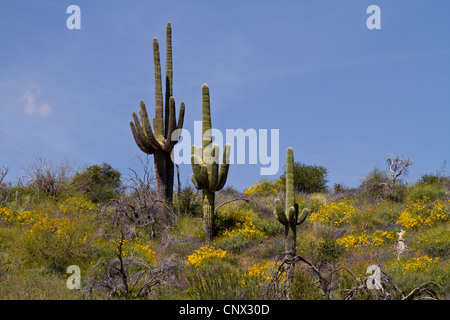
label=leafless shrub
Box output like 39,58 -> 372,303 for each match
83,228 -> 180,299
22,155 -> 73,196
0,166 -> 11,204
263,254 -> 448,300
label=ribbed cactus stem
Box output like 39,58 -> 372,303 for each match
203,190 -> 215,244
285,147 -> 295,221
191,83 -> 231,244
274,147 -> 310,283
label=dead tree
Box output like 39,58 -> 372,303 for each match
386,154 -> 413,185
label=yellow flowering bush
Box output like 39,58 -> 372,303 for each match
244,179 -> 281,196
0,206 -> 43,225
26,216 -> 75,240
220,214 -> 266,240
247,260 -> 273,281
186,245 -> 227,268
59,196 -> 97,215
390,255 -> 439,275
310,199 -> 359,227
112,237 -> 155,264
337,230 -> 395,249
396,198 -> 449,229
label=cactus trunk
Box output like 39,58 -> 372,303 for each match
203,190 -> 215,244
154,150 -> 174,203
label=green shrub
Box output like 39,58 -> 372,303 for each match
174,186 -> 202,217
69,163 -> 122,203
279,162 -> 328,194
406,184 -> 446,202
289,269 -> 325,300
417,226 -> 450,258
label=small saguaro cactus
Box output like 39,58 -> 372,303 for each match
274,147 -> 309,280
191,84 -> 231,244
129,23 -> 185,204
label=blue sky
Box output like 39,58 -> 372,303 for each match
0,0 -> 449,191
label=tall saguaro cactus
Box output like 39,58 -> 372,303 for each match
274,147 -> 309,280
191,84 -> 231,244
129,23 -> 185,204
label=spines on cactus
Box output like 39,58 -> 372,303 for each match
191,84 -> 231,244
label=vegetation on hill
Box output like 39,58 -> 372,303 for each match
0,157 -> 448,300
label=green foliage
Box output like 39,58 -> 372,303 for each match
417,226 -> 450,258
289,270 -> 325,300
406,183 -> 446,202
174,185 -> 202,217
280,161 -> 328,194
70,163 -> 122,203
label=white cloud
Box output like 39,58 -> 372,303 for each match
20,85 -> 52,117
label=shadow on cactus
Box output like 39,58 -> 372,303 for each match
129,22 -> 185,204
191,84 -> 231,244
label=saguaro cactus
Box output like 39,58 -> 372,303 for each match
129,23 -> 185,204
191,84 -> 231,244
274,147 -> 309,280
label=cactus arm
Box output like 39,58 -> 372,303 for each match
216,143 -> 230,191
152,38 -> 164,141
191,157 -> 203,189
191,173 -> 200,189
162,96 -> 177,151
208,144 -> 219,192
200,164 -> 209,187
176,101 -> 185,132
297,208 -> 309,226
274,199 -> 288,225
138,101 -> 161,150
288,206 -> 297,226
129,121 -> 155,154
131,112 -> 155,149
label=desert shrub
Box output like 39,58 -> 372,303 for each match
289,269 -> 325,300
368,200 -> 402,225
244,178 -> 281,197
23,213 -> 97,272
251,216 -> 283,237
279,162 -> 328,194
23,156 -> 73,198
216,213 -> 266,253
337,230 -> 395,250
396,198 -> 449,229
185,245 -> 228,268
359,168 -> 405,202
58,196 -> 97,215
417,226 -> 450,258
304,237 -> 344,266
310,199 -> 359,227
185,253 -> 269,300
406,184 -> 446,202
70,163 -> 122,203
305,193 -> 328,213
173,185 -> 202,217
